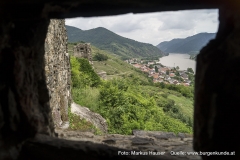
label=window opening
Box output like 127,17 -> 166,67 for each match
56,9 -> 219,159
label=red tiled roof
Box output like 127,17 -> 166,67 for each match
173,81 -> 178,84
153,74 -> 159,79
160,68 -> 168,72
169,73 -> 175,77
181,83 -> 190,86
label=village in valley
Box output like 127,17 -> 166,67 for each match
126,58 -> 194,86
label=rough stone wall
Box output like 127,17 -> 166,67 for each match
73,43 -> 92,61
44,19 -> 71,128
20,132 -> 197,160
0,18 -> 55,159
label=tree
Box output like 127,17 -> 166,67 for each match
70,56 -> 81,88
175,71 -> 180,76
173,76 -> 183,82
155,66 -> 158,73
188,73 -> 195,82
76,58 -> 101,87
166,70 -> 169,75
149,64 -> 154,69
187,68 -> 194,74
93,53 -> 108,61
176,66 -> 180,70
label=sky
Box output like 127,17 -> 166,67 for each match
66,9 -> 219,46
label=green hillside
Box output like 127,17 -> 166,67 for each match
157,33 -> 216,53
68,43 -> 194,135
68,43 -> 151,83
91,46 -> 151,82
66,25 -> 166,59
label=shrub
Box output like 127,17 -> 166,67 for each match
93,53 -> 108,61
167,109 -> 193,127
70,56 -> 81,88
161,93 -> 169,98
72,87 -> 100,112
97,79 -> 192,135
70,56 -> 101,88
156,83 -> 194,99
187,68 -> 194,74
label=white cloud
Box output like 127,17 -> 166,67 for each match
66,9 -> 219,45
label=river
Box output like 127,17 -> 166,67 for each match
159,53 -> 196,72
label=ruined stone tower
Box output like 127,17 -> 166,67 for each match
73,43 -> 92,62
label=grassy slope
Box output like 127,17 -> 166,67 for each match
137,84 -> 194,124
168,95 -> 193,118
